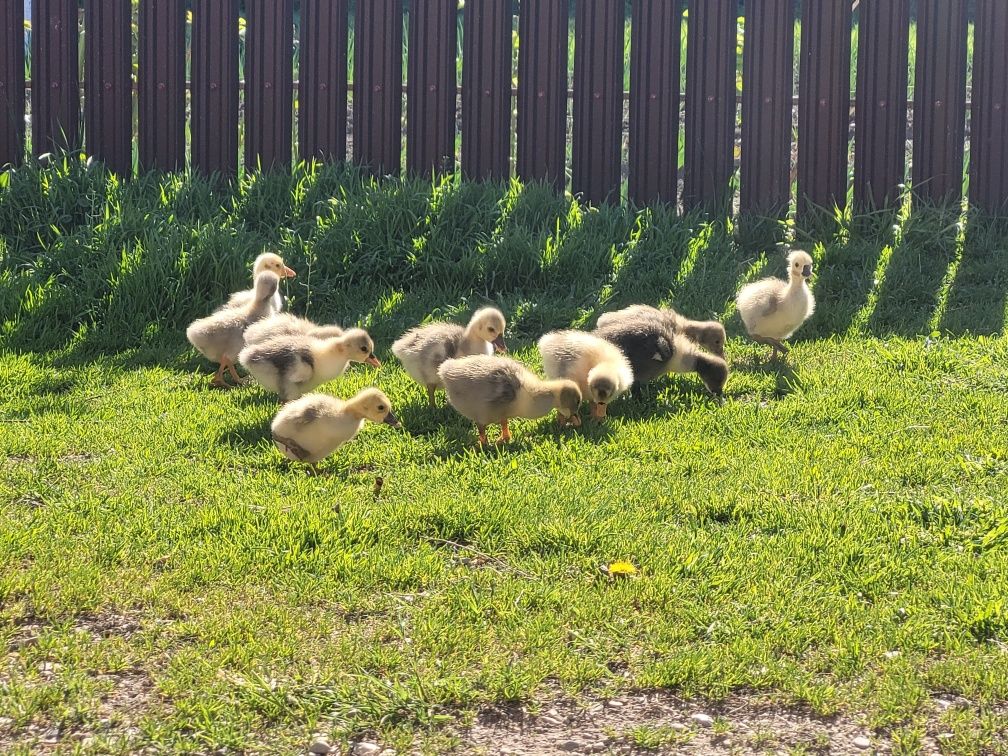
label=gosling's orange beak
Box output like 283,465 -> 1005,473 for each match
366,354 -> 382,368
592,402 -> 607,419
282,266 -> 296,278
492,335 -> 507,354
568,414 -> 582,428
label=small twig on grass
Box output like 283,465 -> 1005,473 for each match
427,537 -> 539,581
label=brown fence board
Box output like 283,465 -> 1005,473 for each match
516,0 -> 567,190
797,0 -> 852,215
740,0 -> 793,216
354,0 -> 403,176
683,0 -> 736,212
913,0 -> 968,205
0,0 -> 25,167
299,0 -> 348,163
854,0 -> 909,210
245,0 -> 293,171
628,0 -> 681,207
406,0 -> 457,176
571,0 -> 623,205
84,0 -> 131,176
32,0 -> 79,155
191,0 -> 239,178
138,0 -> 185,172
461,0 -> 511,181
971,0 -> 1008,212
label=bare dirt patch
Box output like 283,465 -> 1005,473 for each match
458,691 -> 926,755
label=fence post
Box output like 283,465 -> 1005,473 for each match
913,0 -> 968,206
354,0 -> 402,177
299,0 -> 348,163
139,0 -> 185,173
0,0 -> 25,167
854,0 -> 909,211
84,0 -> 131,176
245,0 -> 294,172
516,0 -> 567,191
572,0 -> 623,205
683,0 -> 736,213
32,0 -> 79,156
628,0 -> 681,207
406,0 -> 457,176
461,0 -> 511,181
740,0 -> 793,217
191,0 -> 239,179
970,0 -> 1008,213
797,0 -> 852,217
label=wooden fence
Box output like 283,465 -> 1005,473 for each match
2,1 -> 1007,214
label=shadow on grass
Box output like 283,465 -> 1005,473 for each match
941,215 -> 1008,336
804,237 -> 885,338
868,207 -> 959,337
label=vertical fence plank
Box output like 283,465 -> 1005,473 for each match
628,0 -> 681,207
0,0 -> 25,167
971,0 -> 1008,212
354,0 -> 402,176
572,0 -> 623,205
516,0 -> 567,190
245,0 -> 293,171
797,0 -> 852,215
139,0 -> 185,172
913,0 -> 968,205
406,0 -> 456,176
191,0 -> 238,178
854,0 -> 909,210
299,0 -> 348,162
32,0 -> 79,155
461,0 -> 510,181
84,0 -> 131,176
683,0 -> 736,212
740,0 -> 793,216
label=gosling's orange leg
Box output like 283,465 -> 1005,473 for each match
477,425 -> 488,446
427,385 -> 437,408
210,363 -> 229,389
225,360 -> 248,385
500,418 -> 512,443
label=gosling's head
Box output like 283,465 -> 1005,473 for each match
341,328 -> 382,368
586,364 -> 621,419
351,388 -> 400,427
788,249 -> 814,281
686,321 -> 727,358
555,380 -> 583,427
252,271 -> 280,302
695,353 -> 729,396
253,251 -> 297,279
469,307 -> 508,353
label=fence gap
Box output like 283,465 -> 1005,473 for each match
516,0 -> 567,191
797,0 -> 852,216
1,0 -> 25,167
683,0 -> 736,213
354,0 -> 403,177
740,0 -> 794,217
191,0 -> 239,179
84,0 -> 131,176
572,0 -> 623,205
299,0 -> 348,163
853,0 -> 909,211
139,0 -> 185,172
461,0 -> 511,181
970,0 -> 1008,212
913,0 -> 969,206
628,0 -> 681,207
406,0 -> 457,176
245,0 -> 294,172
32,0 -> 80,156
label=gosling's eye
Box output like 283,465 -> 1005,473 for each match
360,345 -> 368,352
377,405 -> 386,412
488,327 -> 496,334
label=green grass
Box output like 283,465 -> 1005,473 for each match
2,158 -> 1008,754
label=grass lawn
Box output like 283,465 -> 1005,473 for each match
2,158 -> 1008,754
